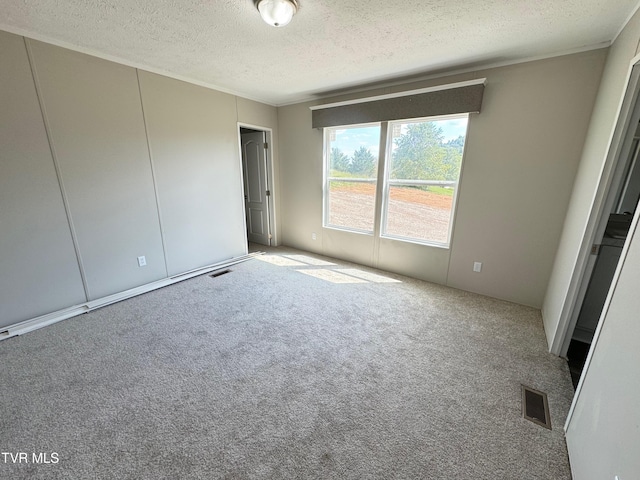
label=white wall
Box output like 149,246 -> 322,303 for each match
0,30 -> 278,331
277,50 -> 607,308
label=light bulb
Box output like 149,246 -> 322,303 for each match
257,0 -> 297,27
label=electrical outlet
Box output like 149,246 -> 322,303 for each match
473,261 -> 482,273
137,256 -> 147,267
312,232 -> 317,240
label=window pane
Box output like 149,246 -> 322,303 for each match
385,185 -> 455,244
328,125 -> 380,178
383,116 -> 468,245
328,181 -> 376,231
388,119 -> 465,181
325,124 -> 380,232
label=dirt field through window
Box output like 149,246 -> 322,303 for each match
328,183 -> 453,243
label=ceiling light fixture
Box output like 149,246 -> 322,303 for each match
256,0 -> 298,27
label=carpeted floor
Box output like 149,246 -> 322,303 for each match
0,246 -> 574,479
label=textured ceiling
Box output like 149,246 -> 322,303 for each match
0,0 -> 638,105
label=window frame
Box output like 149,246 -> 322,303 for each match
322,113 -> 469,248
322,122 -> 382,235
380,113 -> 469,248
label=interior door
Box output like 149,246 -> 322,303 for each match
241,131 -> 271,246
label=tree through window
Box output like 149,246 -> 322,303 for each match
382,116 -> 468,245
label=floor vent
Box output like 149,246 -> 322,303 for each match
521,385 -> 551,429
210,269 -> 232,278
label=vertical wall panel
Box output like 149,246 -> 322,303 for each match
138,71 -> 245,275
0,31 -> 86,327
28,41 -> 166,300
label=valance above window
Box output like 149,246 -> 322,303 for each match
310,79 -> 485,129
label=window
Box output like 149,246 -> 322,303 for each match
382,115 -> 468,246
324,123 -> 381,232
323,114 -> 468,247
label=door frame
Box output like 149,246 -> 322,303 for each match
237,122 -> 278,247
551,53 -> 640,358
